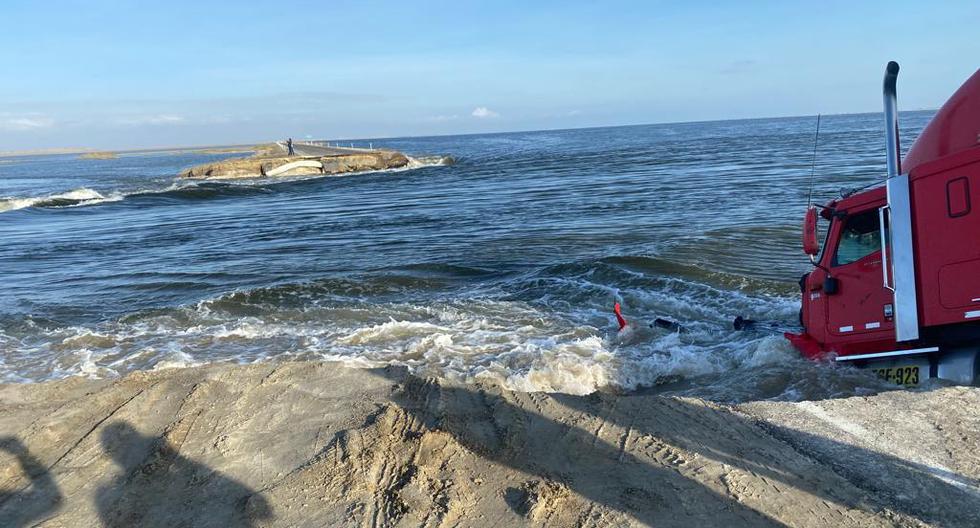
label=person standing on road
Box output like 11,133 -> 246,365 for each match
286,138 -> 295,156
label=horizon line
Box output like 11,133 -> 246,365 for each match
0,108 -> 937,158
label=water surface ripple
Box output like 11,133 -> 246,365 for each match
0,113 -> 933,400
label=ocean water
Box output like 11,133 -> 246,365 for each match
0,112 -> 934,401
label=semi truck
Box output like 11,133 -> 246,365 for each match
786,62 -> 980,386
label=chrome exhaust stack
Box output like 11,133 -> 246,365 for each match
883,61 -> 902,179
880,61 -> 920,342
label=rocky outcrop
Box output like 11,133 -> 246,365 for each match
180,150 -> 410,180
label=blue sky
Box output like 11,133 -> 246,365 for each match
1,1 -> 977,150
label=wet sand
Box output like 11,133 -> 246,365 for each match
1,361 -> 978,527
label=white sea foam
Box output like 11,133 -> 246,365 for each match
0,269 -> 853,399
406,155 -> 455,169
336,320 -> 450,346
151,350 -> 203,371
0,290 -> 796,395
0,187 -> 123,212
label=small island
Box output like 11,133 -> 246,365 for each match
181,141 -> 410,180
79,151 -> 118,160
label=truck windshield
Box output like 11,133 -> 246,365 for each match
833,209 -> 884,266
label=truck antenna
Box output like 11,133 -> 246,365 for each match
806,113 -> 822,208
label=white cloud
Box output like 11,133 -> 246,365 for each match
426,114 -> 459,122
471,107 -> 499,119
147,114 -> 184,124
0,117 -> 55,131
115,114 -> 186,126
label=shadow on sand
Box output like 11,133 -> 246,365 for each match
373,367 -> 980,527
96,422 -> 272,528
0,436 -> 63,527
551,391 -> 980,526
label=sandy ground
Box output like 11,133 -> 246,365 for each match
1,361 -> 978,527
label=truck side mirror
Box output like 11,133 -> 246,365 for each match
803,207 -> 819,256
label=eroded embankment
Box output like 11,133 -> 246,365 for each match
181,150 -> 411,179
1,361 -> 977,527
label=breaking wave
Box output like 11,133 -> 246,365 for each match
0,188 -> 123,212
0,259 -> 896,401
407,155 -> 455,168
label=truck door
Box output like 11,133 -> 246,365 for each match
826,208 -> 895,338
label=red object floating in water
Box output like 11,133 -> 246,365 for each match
613,302 -> 628,331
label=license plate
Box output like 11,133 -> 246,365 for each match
873,365 -> 920,386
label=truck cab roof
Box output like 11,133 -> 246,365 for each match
821,186 -> 885,219
903,69 -> 980,174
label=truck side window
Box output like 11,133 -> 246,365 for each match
833,210 -> 883,266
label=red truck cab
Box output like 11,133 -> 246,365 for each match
787,63 -> 980,385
